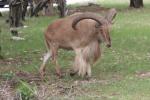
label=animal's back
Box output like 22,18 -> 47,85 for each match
44,13 -> 98,49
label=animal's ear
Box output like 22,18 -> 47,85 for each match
105,8 -> 117,24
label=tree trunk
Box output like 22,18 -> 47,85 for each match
130,0 -> 143,8
22,0 -> 28,21
57,0 -> 66,17
9,0 -> 23,36
0,12 -> 2,16
0,29 -> 3,59
44,1 -> 54,16
31,0 -> 50,16
31,0 -> 67,17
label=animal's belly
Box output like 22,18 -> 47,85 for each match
60,46 -> 73,50
59,43 -> 73,50
59,44 -> 73,50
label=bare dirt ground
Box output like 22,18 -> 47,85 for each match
0,68 -> 121,100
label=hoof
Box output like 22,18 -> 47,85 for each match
56,71 -> 63,78
85,72 -> 91,80
39,69 -> 45,79
85,76 -> 91,81
69,70 -> 77,77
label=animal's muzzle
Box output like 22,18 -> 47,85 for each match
106,36 -> 111,48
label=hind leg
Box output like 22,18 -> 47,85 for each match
39,50 -> 51,78
51,46 -> 62,77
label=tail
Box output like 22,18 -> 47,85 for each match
44,33 -> 51,51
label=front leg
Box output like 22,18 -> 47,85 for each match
70,54 -> 79,76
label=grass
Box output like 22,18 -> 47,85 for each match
1,1 -> 150,99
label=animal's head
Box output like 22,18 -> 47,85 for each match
72,8 -> 117,48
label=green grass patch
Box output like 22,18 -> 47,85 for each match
1,1 -> 150,99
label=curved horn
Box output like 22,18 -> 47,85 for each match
72,12 -> 105,30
